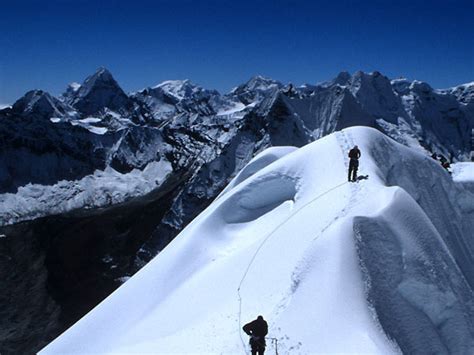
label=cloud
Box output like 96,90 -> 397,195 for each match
0,103 -> 11,109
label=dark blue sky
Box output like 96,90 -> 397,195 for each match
1,0 -> 473,105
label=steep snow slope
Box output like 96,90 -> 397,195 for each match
41,127 -> 474,354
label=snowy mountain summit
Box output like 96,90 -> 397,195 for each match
41,127 -> 474,354
64,67 -> 132,115
153,79 -> 211,101
1,69 -> 473,354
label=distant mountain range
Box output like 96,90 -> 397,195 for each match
0,69 -> 473,354
1,68 -> 472,194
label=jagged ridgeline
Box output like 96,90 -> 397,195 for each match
0,69 -> 473,354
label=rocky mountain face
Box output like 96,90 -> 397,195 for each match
0,69 -> 472,354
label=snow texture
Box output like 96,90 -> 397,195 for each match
0,160 -> 172,225
452,162 -> 474,183
40,127 -> 474,354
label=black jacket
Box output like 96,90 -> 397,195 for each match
348,148 -> 361,160
243,317 -> 268,338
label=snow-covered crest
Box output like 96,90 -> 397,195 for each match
40,127 -> 474,354
439,81 -> 474,106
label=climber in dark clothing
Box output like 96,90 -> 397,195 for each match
243,315 -> 268,355
348,145 -> 361,182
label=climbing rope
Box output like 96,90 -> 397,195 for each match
236,179 -> 348,353
237,131 -> 356,354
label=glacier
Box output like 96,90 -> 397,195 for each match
0,160 -> 172,225
40,127 -> 474,354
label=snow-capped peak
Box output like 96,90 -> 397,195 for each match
230,75 -> 283,105
11,90 -> 71,118
443,81 -> 474,91
239,75 -> 283,92
331,71 -> 351,86
67,68 -> 130,115
315,71 -> 352,88
152,79 -> 204,100
61,82 -> 82,102
78,67 -> 121,96
68,82 -> 81,92
391,78 -> 412,95
350,70 -> 389,86
409,80 -> 434,95
439,81 -> 474,105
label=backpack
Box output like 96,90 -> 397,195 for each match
348,148 -> 360,159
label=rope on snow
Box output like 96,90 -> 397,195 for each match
237,131 -> 356,354
236,179 -> 348,353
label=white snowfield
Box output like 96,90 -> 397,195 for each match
40,127 -> 474,355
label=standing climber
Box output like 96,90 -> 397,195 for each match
348,145 -> 361,182
243,315 -> 268,355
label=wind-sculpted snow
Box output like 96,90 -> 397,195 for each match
218,172 -> 298,224
364,131 -> 474,287
0,160 -> 172,225
354,189 -> 474,354
40,127 -> 474,354
218,146 -> 297,197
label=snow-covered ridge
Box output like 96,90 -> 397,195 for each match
441,81 -> 474,91
439,81 -> 474,106
40,127 -> 474,354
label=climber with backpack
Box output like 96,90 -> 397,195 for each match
243,315 -> 268,355
348,145 -> 361,182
